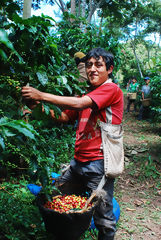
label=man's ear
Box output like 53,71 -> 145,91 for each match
107,65 -> 114,75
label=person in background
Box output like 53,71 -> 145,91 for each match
138,76 -> 151,120
74,52 -> 88,83
126,79 -> 132,91
114,79 -> 120,88
22,47 -> 124,240
126,76 -> 139,112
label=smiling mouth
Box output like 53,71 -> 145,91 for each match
90,74 -> 98,78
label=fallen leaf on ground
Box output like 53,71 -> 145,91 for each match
126,207 -> 136,211
133,199 -> 143,206
141,199 -> 148,204
131,150 -> 138,155
147,184 -> 155,188
136,216 -> 144,219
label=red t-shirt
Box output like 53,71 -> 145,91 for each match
64,82 -> 124,162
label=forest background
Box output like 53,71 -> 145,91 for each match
0,0 -> 161,239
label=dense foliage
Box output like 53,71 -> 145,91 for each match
0,1 -> 122,187
0,0 -> 160,186
0,0 -> 160,183
0,180 -> 47,239
0,1 -> 160,240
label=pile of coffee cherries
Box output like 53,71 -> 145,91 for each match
44,194 -> 92,213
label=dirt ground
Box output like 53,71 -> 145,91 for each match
114,111 -> 161,240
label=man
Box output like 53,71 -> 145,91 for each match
126,76 -> 139,112
74,51 -> 88,83
22,47 -> 124,240
138,76 -> 151,120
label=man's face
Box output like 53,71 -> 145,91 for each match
145,79 -> 150,85
86,57 -> 113,87
132,78 -> 137,83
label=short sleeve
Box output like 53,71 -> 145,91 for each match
63,109 -> 79,122
86,83 -> 121,110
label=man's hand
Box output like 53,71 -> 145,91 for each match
21,86 -> 71,123
21,86 -> 42,101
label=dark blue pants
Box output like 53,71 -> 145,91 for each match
138,105 -> 149,120
58,159 -> 116,240
127,98 -> 137,112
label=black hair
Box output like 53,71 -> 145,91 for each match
132,76 -> 137,80
84,47 -> 114,78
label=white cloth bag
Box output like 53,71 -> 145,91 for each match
99,121 -> 124,178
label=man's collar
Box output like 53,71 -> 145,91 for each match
102,78 -> 112,85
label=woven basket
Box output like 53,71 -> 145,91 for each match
142,98 -> 151,107
36,183 -> 97,240
128,92 -> 137,100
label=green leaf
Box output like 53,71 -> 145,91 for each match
50,43 -> 57,49
0,29 -> 15,50
28,26 -> 37,34
56,76 -> 70,88
0,49 -> 7,60
4,120 -> 38,140
61,76 -> 68,85
43,104 -> 50,115
32,103 -> 49,121
65,84 -> 72,94
73,84 -> 85,94
1,127 -> 16,137
29,161 -> 38,175
43,15 -> 57,23
0,117 -> 7,124
0,136 -> 5,149
55,88 -> 64,95
6,3 -> 20,17
36,71 -> 48,86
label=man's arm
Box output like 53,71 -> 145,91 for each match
49,109 -> 70,123
21,86 -> 93,110
141,86 -> 145,100
142,92 -> 145,100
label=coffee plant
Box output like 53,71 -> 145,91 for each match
0,0 -> 160,194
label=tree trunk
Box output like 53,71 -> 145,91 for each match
87,0 -> 104,23
23,0 -> 32,19
147,47 -> 151,68
78,0 -> 81,17
79,0 -> 86,31
130,19 -> 143,78
98,15 -> 103,35
71,0 -> 76,16
87,0 -> 93,23
82,0 -> 86,18
131,39 -> 143,79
